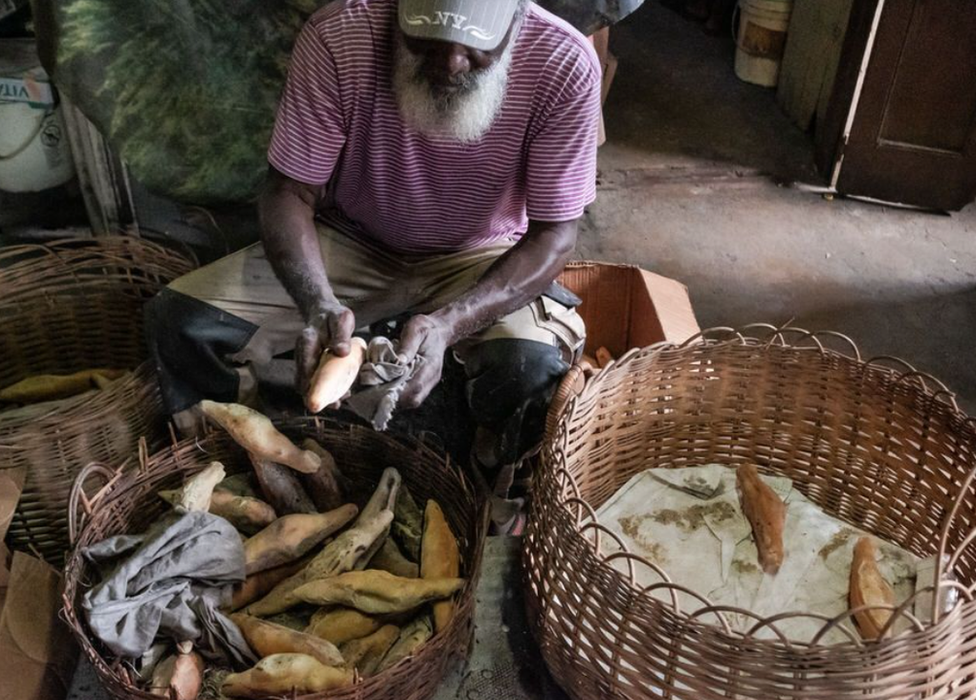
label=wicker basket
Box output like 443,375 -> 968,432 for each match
525,325 -> 976,699
0,236 -> 195,562
64,416 -> 489,700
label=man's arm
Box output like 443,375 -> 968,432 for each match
259,166 -> 355,392
396,218 -> 578,408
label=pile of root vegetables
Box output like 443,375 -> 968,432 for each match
148,401 -> 463,699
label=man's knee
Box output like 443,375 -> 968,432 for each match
462,339 -> 569,463
145,288 -> 257,414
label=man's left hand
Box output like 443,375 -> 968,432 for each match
397,314 -> 453,409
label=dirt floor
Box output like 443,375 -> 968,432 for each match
584,1 -> 976,413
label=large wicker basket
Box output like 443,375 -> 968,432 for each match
64,416 -> 489,700
0,236 -> 195,562
525,325 -> 976,699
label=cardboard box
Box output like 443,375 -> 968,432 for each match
0,38 -> 56,108
559,262 -> 700,358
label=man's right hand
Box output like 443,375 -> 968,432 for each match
296,303 -> 357,394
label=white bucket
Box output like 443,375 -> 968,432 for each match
734,0 -> 793,87
0,100 -> 75,192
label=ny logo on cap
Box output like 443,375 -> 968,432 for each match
403,12 -> 497,41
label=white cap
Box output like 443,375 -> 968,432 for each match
398,0 -> 521,51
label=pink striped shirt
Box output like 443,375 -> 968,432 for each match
269,0 -> 601,255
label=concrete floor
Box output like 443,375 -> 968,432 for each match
583,1 -> 976,413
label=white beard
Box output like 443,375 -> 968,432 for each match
393,32 -> 515,143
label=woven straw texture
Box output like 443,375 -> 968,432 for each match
64,416 -> 489,700
525,326 -> 976,699
0,236 -> 195,562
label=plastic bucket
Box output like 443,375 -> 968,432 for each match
734,0 -> 793,87
0,100 -> 74,192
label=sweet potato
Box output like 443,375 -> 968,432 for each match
378,616 -> 432,672
180,462 -> 227,512
306,336 -> 368,413
209,491 -> 277,535
230,613 -> 344,667
148,648 -> 204,700
249,453 -> 316,515
244,504 -> 359,575
244,510 -> 394,617
216,474 -> 258,498
392,484 -> 423,561
301,438 -> 344,512
0,368 -> 125,404
369,538 -> 419,578
305,608 -> 385,646
293,570 -> 464,615
736,464 -> 787,574
228,558 -> 310,611
595,346 -> 614,368
353,468 -> 401,569
199,400 -> 321,473
850,537 -> 896,640
221,654 -> 354,698
338,624 -> 399,676
421,500 -> 460,631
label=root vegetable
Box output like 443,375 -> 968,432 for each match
148,649 -> 204,700
392,484 -> 423,562
244,504 -> 359,575
305,608 -> 385,646
230,613 -> 344,666
216,474 -> 258,498
228,557 -> 310,611
421,500 -> 460,631
378,616 -> 432,672
369,538 -> 419,578
199,400 -> 320,473
850,537 -> 896,640
736,464 -> 786,575
595,347 -> 614,368
0,368 -> 125,404
306,337 -> 368,412
209,491 -> 277,535
338,624 -> 399,676
301,439 -> 344,512
221,654 -> 353,698
293,569 -> 464,615
180,462 -> 227,512
352,468 -> 401,570
249,453 -> 316,515
244,510 -> 394,617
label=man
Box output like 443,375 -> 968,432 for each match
147,0 -> 601,532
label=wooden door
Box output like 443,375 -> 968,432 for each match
821,0 -> 976,211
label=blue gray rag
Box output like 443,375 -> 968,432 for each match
81,510 -> 256,668
345,336 -> 423,431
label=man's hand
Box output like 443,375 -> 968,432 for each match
396,314 -> 453,409
296,303 -> 356,394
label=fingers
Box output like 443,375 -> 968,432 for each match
295,326 -> 323,394
397,321 -> 428,365
328,307 -> 356,356
398,361 -> 439,410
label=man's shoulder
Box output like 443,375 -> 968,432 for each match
517,3 -> 601,88
304,0 -> 394,45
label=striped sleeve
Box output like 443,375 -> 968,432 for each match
524,74 -> 601,222
268,23 -> 346,185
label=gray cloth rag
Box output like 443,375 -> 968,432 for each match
345,336 -> 423,431
81,510 -> 256,668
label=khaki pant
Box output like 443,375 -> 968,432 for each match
147,224 -> 585,466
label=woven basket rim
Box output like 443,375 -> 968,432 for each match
63,416 -> 490,700
538,324 -> 976,652
0,362 -> 156,436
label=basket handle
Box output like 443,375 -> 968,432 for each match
68,461 -> 126,547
